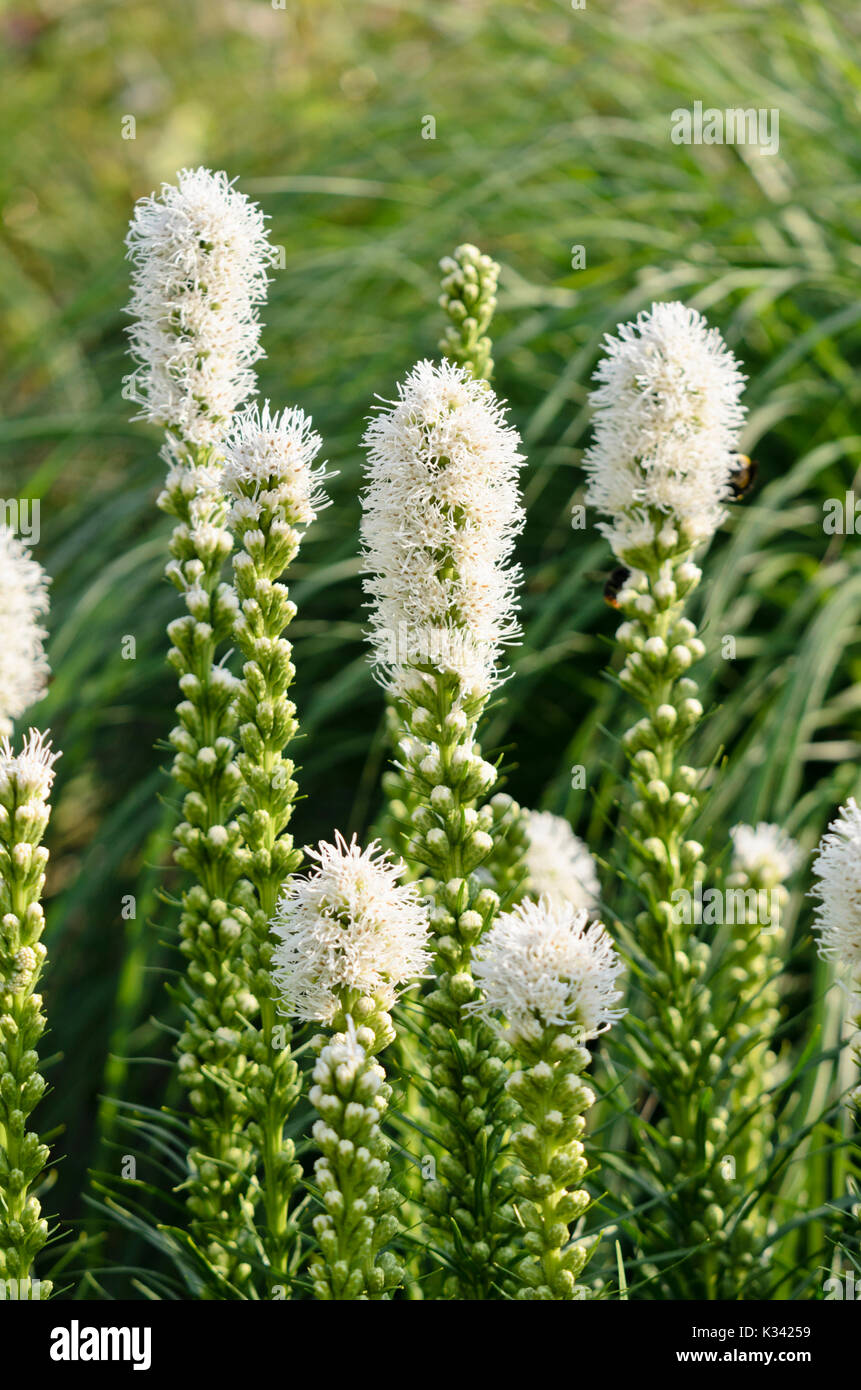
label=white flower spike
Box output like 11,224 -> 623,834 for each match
270,832 -> 431,1023
584,301 -> 747,558
361,358 -> 525,701
220,400 -> 329,525
468,896 -> 625,1043
126,167 -> 274,447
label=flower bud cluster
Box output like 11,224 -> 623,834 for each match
506,1034 -> 595,1299
307,1018 -> 404,1300
437,243 -> 500,381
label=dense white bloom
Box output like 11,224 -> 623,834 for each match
0,728 -> 60,803
583,302 -> 747,557
270,832 -> 431,1023
220,401 -> 329,524
468,897 -> 626,1043
524,810 -> 600,911
810,799 -> 861,981
360,359 -> 525,700
0,528 -> 50,736
730,821 -> 801,887
126,167 -> 274,447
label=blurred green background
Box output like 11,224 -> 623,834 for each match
2,0 -> 860,1288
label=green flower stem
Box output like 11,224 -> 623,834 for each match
613,529 -> 734,1296
507,1032 -> 595,1300
229,479 -> 306,1286
398,670 -> 517,1297
718,866 -> 790,1293
0,753 -> 53,1299
160,458 -> 257,1280
308,998 -> 403,1300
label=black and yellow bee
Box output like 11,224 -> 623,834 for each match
603,565 -> 630,610
728,453 -> 758,500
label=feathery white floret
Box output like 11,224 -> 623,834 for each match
810,799 -> 861,981
220,401 -> 329,525
0,728 -> 60,803
126,167 -> 274,447
524,810 -> 600,911
730,821 -> 801,887
360,359 -> 525,700
0,528 -> 50,736
270,832 -> 431,1023
468,897 -> 625,1043
583,302 -> 747,557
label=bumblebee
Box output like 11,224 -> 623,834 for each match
603,564 -> 630,609
729,453 -> 758,500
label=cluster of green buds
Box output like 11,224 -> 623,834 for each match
307,1010 -> 403,1300
159,452 -> 257,1278
438,243 -> 500,380
0,731 -> 59,1300
507,1037 -> 595,1299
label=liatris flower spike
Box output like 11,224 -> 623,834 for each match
362,357 -> 525,703
584,302 -> 748,1296
271,834 -> 431,1300
0,730 -> 60,1300
220,401 -> 329,1282
126,166 -> 274,448
127,168 -> 277,1278
468,897 -> 625,1299
361,358 -> 526,1294
583,300 -> 747,564
0,526 -> 50,737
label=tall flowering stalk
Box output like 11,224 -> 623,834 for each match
0,731 -> 59,1300
469,898 -> 625,1299
126,168 -> 275,1275
270,834 -> 430,1299
379,244 -> 501,859
220,402 -> 329,1282
583,302 -> 748,1294
360,358 -> 526,1295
